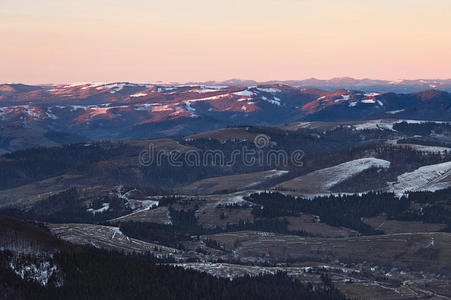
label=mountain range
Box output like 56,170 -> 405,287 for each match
1,81 -> 451,153
186,78 -> 451,93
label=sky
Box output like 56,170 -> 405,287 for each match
1,0 -> 451,84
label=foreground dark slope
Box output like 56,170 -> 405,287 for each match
0,215 -> 348,300
2,188 -> 451,299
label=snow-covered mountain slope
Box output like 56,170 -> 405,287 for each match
276,158 -> 391,193
389,161 -> 451,194
186,78 -> 451,93
0,84 -> 449,123
1,82 -> 451,150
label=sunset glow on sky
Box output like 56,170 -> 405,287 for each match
1,0 -> 451,84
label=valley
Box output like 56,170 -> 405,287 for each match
1,87 -> 450,299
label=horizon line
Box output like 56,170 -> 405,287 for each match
3,77 -> 451,86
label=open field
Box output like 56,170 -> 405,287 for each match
363,215 -> 447,234
181,169 -> 288,195
47,223 -> 179,256
182,191 -> 257,229
283,215 -> 358,238
173,262 -> 451,299
204,231 -> 451,275
108,206 -> 173,224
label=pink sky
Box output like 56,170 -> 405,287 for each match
1,0 -> 450,84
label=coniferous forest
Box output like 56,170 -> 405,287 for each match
0,247 -> 348,300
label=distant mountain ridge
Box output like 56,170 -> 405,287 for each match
1,81 -> 450,152
185,77 -> 451,93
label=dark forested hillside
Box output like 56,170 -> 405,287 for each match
247,189 -> 451,235
0,248 -> 348,300
0,215 -> 350,300
1,121 -> 450,202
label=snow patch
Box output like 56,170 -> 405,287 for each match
134,104 -> 154,111
386,109 -> 405,115
265,170 -> 289,178
364,92 -> 381,97
45,107 -> 58,119
361,99 -> 376,104
202,85 -> 228,90
130,93 -> 147,98
158,87 -> 176,92
338,95 -> 351,101
257,87 -> 281,93
87,202 -> 110,215
184,101 -> 196,114
64,82 -> 90,88
152,105 -> 173,112
105,83 -> 135,93
89,107 -> 112,117
233,90 -> 255,97
261,96 -> 281,106
9,260 -> 59,287
243,170 -> 289,188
